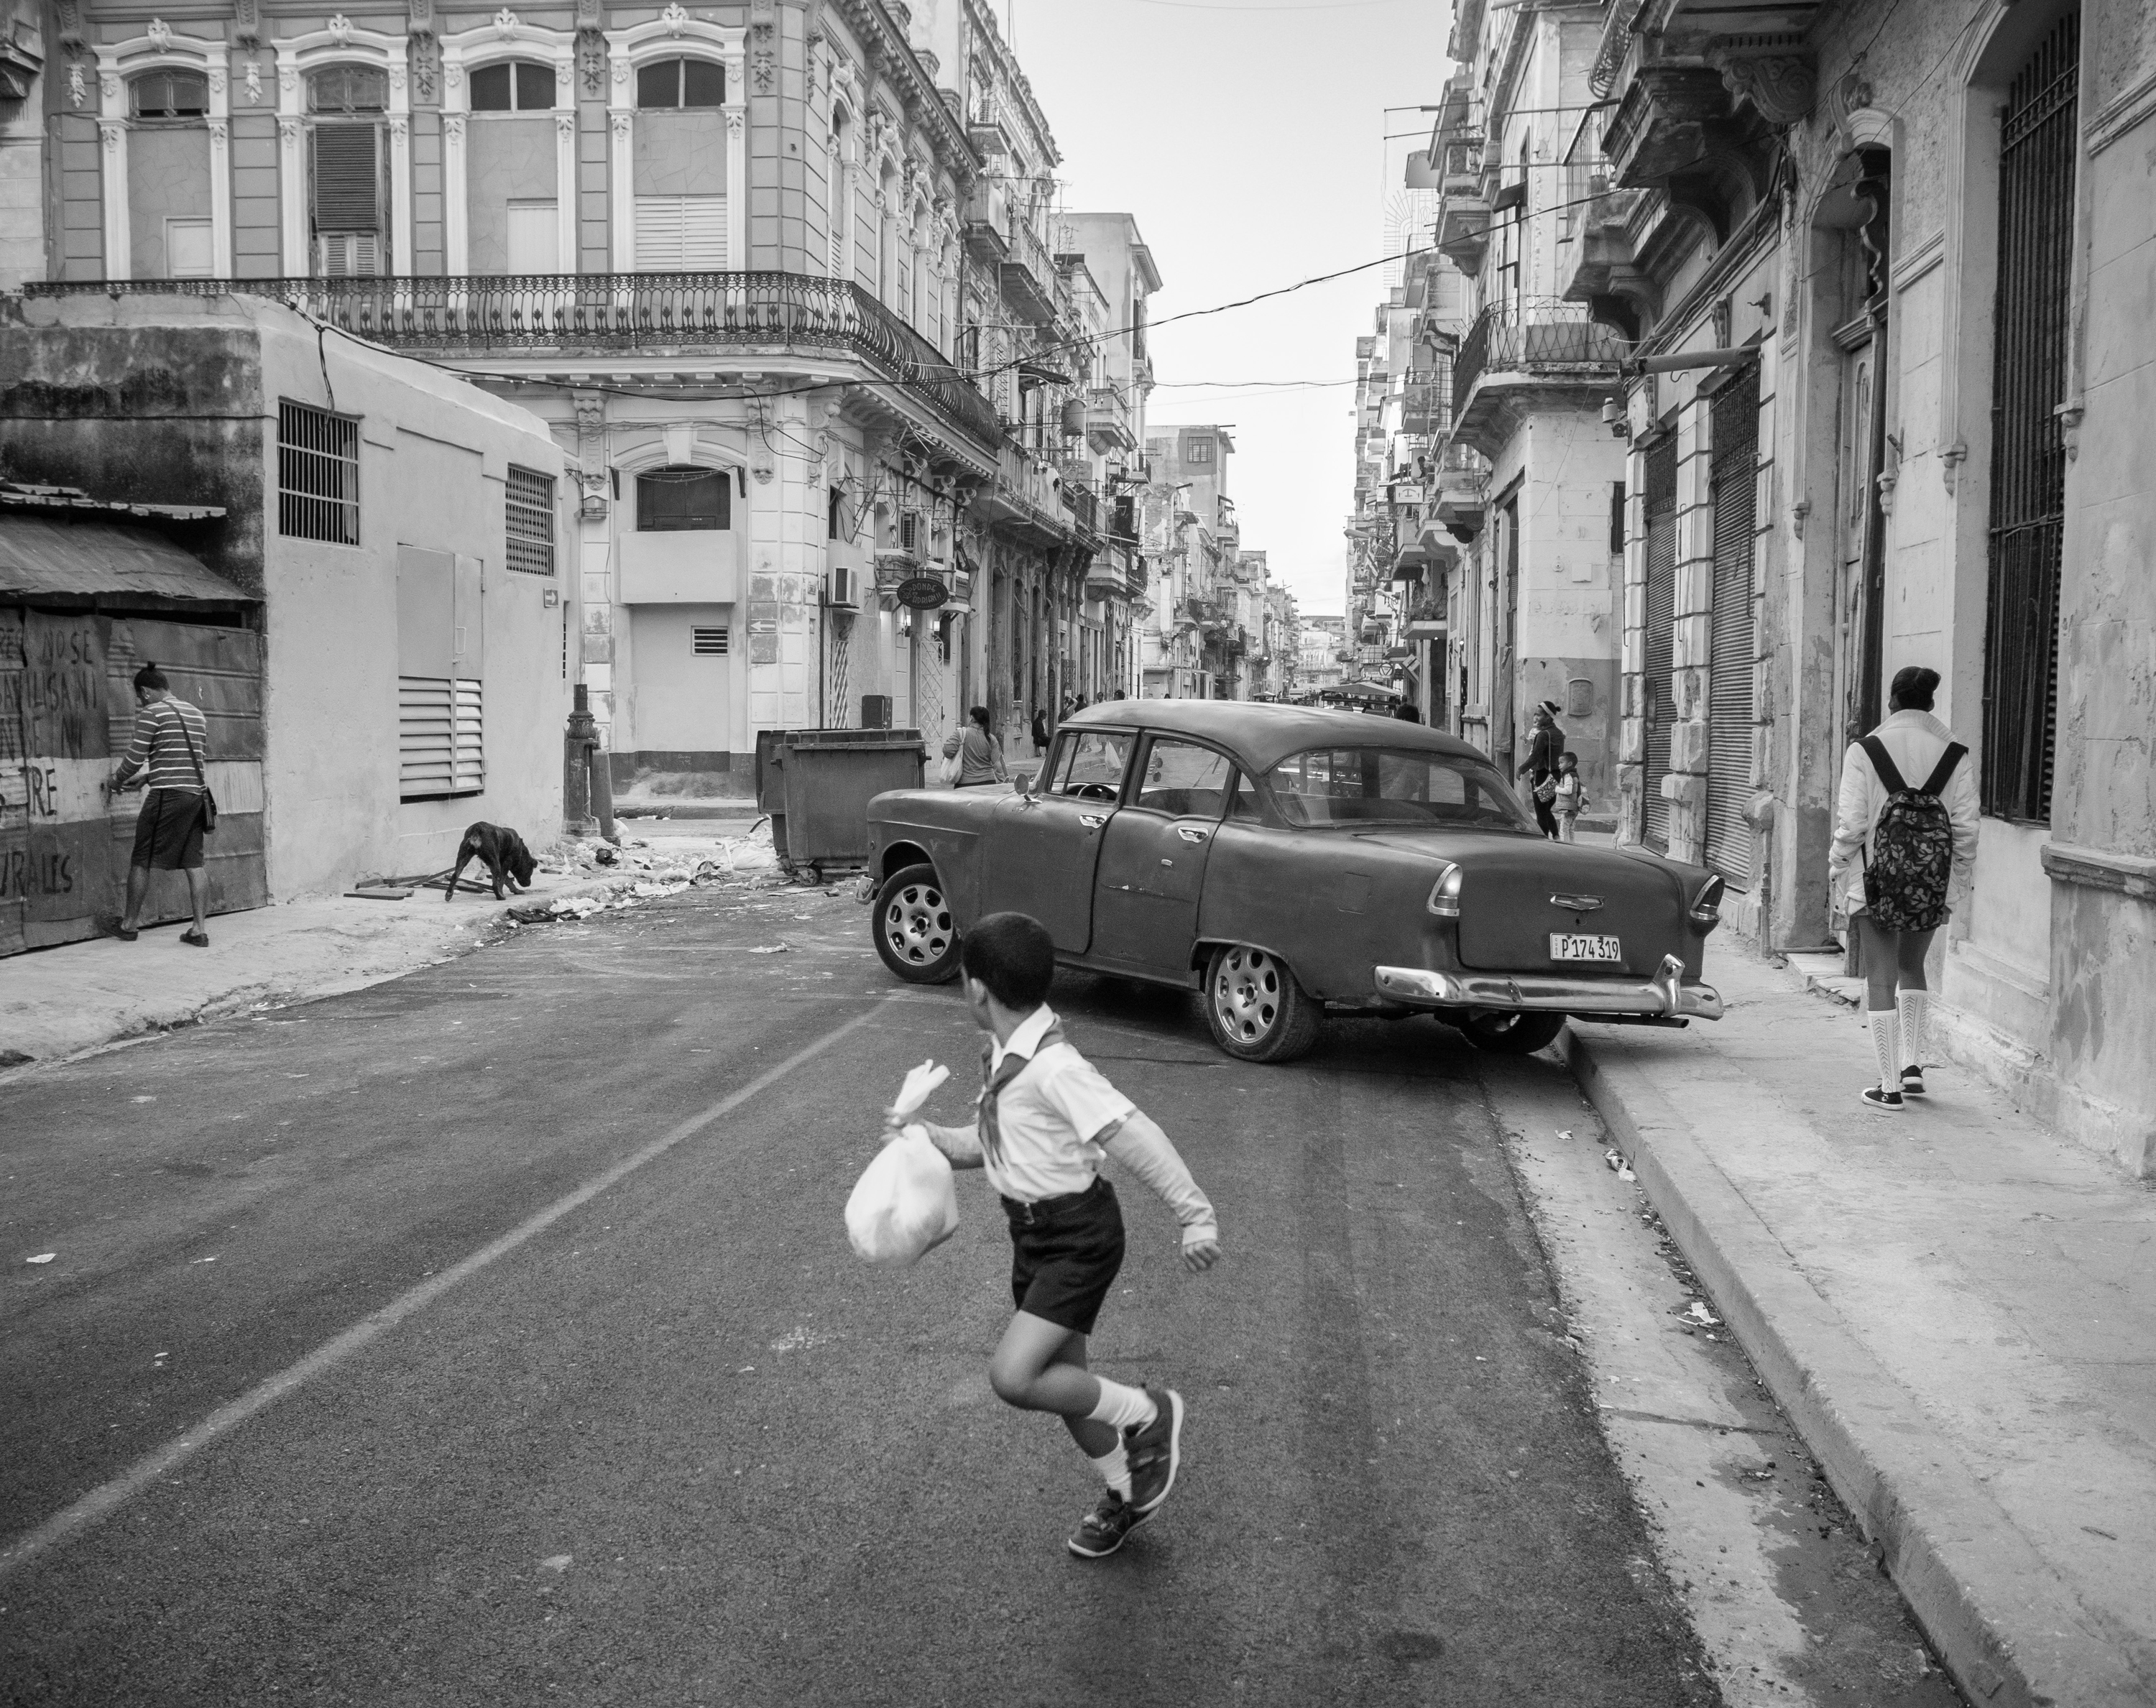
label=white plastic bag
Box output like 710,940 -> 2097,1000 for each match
845,1061 -> 957,1266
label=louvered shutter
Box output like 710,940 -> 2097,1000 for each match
312,123 -> 379,231
1639,438 -> 1677,853
1705,369 -> 1759,888
634,195 -> 726,270
399,677 -> 456,795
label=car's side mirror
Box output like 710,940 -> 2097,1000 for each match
1015,771 -> 1033,798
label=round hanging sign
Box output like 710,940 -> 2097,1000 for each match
895,576 -> 951,610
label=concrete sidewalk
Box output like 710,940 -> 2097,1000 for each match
1562,951 -> 2156,1708
0,826 -> 783,1077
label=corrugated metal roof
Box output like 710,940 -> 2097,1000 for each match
0,514 -> 254,604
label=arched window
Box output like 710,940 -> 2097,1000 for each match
637,57 -> 724,109
470,60 -> 555,111
131,70 -> 208,120
308,65 -> 387,113
636,466 -> 732,532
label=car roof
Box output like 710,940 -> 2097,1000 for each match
1064,700 -> 1489,774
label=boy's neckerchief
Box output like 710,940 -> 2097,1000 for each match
977,1021 -> 1069,1171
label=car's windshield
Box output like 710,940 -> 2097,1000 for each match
1263,745 -> 1536,831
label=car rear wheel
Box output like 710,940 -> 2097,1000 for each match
1203,943 -> 1322,1063
872,863 -> 960,984
1456,1009 -> 1567,1055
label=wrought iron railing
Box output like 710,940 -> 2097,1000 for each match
1452,305 -> 1626,405
1061,482 -> 1099,536
27,272 -> 1001,450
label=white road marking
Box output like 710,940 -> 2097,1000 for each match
0,995 -> 897,1583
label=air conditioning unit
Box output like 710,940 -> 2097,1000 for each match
315,231 -> 381,276
828,562 -> 861,609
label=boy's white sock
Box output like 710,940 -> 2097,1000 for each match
1897,989 -> 1929,1071
1866,1006 -> 1899,1091
1086,1377 -> 1158,1433
1089,1442 -> 1133,1500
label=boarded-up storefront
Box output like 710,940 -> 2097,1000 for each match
1,513 -> 264,957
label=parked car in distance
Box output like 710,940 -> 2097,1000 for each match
864,701 -> 1725,1062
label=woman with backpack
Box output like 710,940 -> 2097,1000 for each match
1827,666 -> 1980,1112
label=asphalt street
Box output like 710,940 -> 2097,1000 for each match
2,875 -> 1718,1707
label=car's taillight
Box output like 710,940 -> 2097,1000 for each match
1427,863 -> 1463,918
1690,874 -> 1725,929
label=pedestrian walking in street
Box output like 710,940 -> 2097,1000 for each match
1552,751 -> 1588,843
1518,700 -> 1565,839
886,912 -> 1220,1559
1828,666 -> 1978,1112
1393,701 -> 1422,724
104,662 -> 215,946
941,705 -> 1008,788
1031,705 -> 1051,755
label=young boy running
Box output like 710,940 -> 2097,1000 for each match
887,911 -> 1221,1559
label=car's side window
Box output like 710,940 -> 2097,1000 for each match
1227,771 -> 1263,821
1047,731 -> 1131,801
1133,739 -> 1234,818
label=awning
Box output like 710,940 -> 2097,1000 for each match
0,514 -> 254,607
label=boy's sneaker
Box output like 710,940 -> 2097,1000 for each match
1901,1065 -> 1927,1096
1123,1385 -> 1184,1514
1861,1084 -> 1904,1113
1067,1490 -> 1147,1559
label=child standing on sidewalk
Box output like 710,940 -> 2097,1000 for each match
1551,751 -> 1588,843
888,911 -> 1220,1559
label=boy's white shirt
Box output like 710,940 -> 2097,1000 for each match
982,1004 -> 1219,1248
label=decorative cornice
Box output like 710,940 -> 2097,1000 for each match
828,0 -> 979,183
2088,65 -> 2156,156
1707,37 -> 1815,129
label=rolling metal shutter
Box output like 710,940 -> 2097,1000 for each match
1705,369 -> 1759,887
1639,438 -> 1677,852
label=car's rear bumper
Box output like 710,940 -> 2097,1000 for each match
1373,954 -> 1724,1020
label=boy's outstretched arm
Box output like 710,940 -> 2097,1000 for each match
882,1107 -> 987,1171
1100,1112 -> 1221,1273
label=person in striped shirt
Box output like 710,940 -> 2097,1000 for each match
107,663 -> 213,946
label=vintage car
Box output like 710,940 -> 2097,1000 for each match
863,701 -> 1725,1062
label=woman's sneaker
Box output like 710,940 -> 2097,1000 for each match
1861,1084 -> 1904,1113
1124,1386 -> 1184,1513
1067,1490 -> 1147,1559
1901,1065 -> 1926,1096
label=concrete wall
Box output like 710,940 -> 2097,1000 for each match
126,125 -> 210,280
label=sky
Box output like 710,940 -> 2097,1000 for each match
1011,0 -> 1453,618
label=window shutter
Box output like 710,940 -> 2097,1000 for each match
397,678 -> 485,798
1639,438 -> 1677,854
313,123 -> 379,231
635,195 -> 726,270
1705,370 -> 1759,890
453,679 -> 485,793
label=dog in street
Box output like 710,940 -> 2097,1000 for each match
447,822 -> 538,900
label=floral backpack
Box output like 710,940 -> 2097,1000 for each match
1858,736 -> 1966,933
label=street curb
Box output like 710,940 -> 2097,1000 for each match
1557,1020 -> 2141,1708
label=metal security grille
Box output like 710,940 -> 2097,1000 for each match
277,400 -> 359,543
397,677 -> 484,798
1981,9 -> 2078,823
691,626 -> 729,655
505,466 -> 556,576
1640,437 -> 1677,851
1706,369 -> 1760,888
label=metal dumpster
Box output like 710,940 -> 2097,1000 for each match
764,727 -> 926,877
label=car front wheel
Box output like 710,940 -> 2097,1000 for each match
872,863 -> 961,984
1202,943 -> 1322,1063
1456,1009 -> 1567,1055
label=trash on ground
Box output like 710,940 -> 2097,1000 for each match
1682,1300 -> 1721,1326
345,885 -> 414,900
747,943 -> 788,954
26,1252 -> 55,1265
593,846 -> 618,865
630,881 -> 689,899
1555,1128 -> 1574,1142
1603,1148 -> 1636,1181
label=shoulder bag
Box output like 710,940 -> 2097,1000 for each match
176,705 -> 218,835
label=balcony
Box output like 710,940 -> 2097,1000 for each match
1084,386 -> 1135,454
35,272 -> 1004,453
1448,305 -> 1627,459
1000,216 -> 1060,324
1433,443 -> 1491,540
962,180 -> 1010,264
1434,134 -> 1490,272
1061,481 -> 1102,543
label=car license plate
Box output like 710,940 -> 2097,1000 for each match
1550,933 -> 1621,962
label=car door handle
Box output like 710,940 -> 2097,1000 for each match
1177,826 -> 1210,843
1079,813 -> 1107,828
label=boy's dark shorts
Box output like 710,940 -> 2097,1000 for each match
1004,1176 -> 1125,1336
132,789 -> 207,872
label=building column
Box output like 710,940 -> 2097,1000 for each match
388,114 -> 413,272
1667,397 -> 1715,866
1616,440 -> 1648,844
96,119 -> 129,279
607,108 -> 633,270
553,111 -> 578,270
441,113 -> 467,272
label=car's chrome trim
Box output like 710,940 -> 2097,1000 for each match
1373,954 -> 1724,1020
1549,892 -> 1603,911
